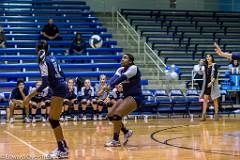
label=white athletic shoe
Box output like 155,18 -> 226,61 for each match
47,148 -> 68,159
93,115 -> 97,121
64,116 -> 68,122
104,140 -> 121,147
25,117 -> 30,123
82,115 -> 87,121
60,116 -> 64,122
73,115 -> 78,121
32,117 -> 36,123
123,130 -> 133,145
98,114 -> 102,120
9,117 -> 14,124
42,117 -> 46,123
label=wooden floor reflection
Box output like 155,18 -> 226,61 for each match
0,117 -> 240,160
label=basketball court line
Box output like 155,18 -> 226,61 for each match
4,130 -> 46,156
150,125 -> 240,156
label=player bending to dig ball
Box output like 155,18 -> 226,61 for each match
104,53 -> 143,147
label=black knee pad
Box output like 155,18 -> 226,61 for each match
107,115 -> 113,121
106,102 -> 113,108
41,105 -> 46,109
63,100 -> 69,106
92,100 -> 97,105
97,101 -> 104,106
73,100 -> 78,105
81,100 -> 87,105
49,119 -> 60,129
31,105 -> 37,109
112,114 -> 122,121
107,114 -> 122,121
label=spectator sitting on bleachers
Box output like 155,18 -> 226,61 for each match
95,74 -> 109,120
68,33 -> 86,55
9,80 -> 30,124
79,79 -> 97,121
60,79 -> 79,122
228,59 -> 239,74
0,26 -> 6,48
40,18 -> 62,41
29,81 -> 48,123
192,59 -> 205,90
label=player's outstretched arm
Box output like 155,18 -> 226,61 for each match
214,42 -> 232,59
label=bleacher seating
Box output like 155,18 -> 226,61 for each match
121,9 -> 240,80
0,1 -> 239,119
0,2 -> 122,89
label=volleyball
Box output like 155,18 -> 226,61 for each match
89,35 -> 103,48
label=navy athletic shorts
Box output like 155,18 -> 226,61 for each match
51,83 -> 67,98
124,95 -> 143,108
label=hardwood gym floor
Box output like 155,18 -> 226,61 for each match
0,117 -> 239,160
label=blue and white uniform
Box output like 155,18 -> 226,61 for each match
109,65 -> 142,107
79,86 -> 95,100
37,56 -> 67,98
65,87 -> 78,100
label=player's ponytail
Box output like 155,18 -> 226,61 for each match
36,40 -> 49,53
36,40 -> 49,63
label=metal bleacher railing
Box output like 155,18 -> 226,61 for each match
115,10 -> 166,79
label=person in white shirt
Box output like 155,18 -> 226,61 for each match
192,59 -> 205,89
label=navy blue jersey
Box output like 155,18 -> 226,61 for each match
66,87 -> 77,100
109,65 -> 142,97
232,53 -> 240,60
37,56 -> 65,93
10,87 -> 29,100
80,86 -> 94,100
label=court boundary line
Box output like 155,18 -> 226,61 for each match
150,125 -> 240,157
4,130 -> 46,156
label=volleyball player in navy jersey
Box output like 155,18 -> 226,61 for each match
104,53 -> 143,147
23,41 -> 68,158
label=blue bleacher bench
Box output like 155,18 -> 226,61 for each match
0,5 -> 90,10
0,63 -> 121,69
0,22 -> 102,27
1,0 -> 86,4
0,71 -> 115,78
5,33 -> 112,39
0,47 -> 122,54
1,0 -> 87,5
0,10 -> 93,16
0,80 -> 149,88
6,40 -> 117,46
3,27 -> 107,33
0,55 -> 122,61
0,16 -> 97,21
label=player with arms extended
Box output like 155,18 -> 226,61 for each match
104,53 -> 143,147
